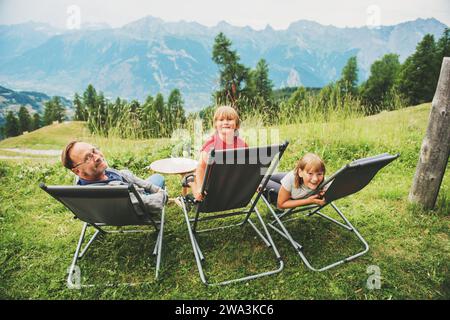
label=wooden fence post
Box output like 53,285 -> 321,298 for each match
409,57 -> 450,210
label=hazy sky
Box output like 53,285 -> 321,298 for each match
0,0 -> 449,30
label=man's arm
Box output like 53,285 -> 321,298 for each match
118,169 -> 162,194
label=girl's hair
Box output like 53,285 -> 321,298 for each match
213,105 -> 240,129
294,153 -> 326,188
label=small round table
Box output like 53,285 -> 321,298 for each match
149,157 -> 198,197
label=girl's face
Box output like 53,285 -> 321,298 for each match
215,116 -> 237,136
298,165 -> 324,190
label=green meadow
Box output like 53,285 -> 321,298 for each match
0,103 -> 448,299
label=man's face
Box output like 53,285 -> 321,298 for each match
70,142 -> 107,180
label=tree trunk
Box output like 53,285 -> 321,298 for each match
409,57 -> 450,210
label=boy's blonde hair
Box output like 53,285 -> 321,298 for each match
213,105 -> 240,129
294,153 -> 326,188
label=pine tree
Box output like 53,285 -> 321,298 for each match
43,97 -> 66,125
73,93 -> 86,121
32,113 -> 41,131
253,59 -> 273,103
43,99 -> 54,125
436,28 -> 450,75
83,84 -> 98,131
360,53 -> 401,113
52,97 -> 66,122
339,56 -> 358,96
437,28 -> 450,60
154,93 -> 165,137
398,34 -> 439,105
212,32 -> 250,108
18,106 -> 32,133
168,89 -> 185,129
4,111 -> 20,137
95,92 -> 107,133
83,84 -> 98,115
141,95 -> 155,137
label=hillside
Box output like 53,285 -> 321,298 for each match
0,85 -> 73,125
0,104 -> 449,299
0,120 -> 169,161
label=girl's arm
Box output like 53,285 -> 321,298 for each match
277,186 -> 326,209
190,151 -> 208,201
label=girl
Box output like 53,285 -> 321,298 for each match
184,105 -> 248,201
267,153 -> 327,209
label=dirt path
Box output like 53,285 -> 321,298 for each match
0,148 -> 61,160
1,148 -> 61,156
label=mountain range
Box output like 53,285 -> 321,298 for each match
0,17 -> 447,111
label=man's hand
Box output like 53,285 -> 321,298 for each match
160,189 -> 169,204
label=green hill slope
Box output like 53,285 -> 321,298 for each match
0,103 -> 448,299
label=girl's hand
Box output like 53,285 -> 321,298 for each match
308,194 -> 326,206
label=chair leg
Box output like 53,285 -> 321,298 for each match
180,197 -> 208,285
262,195 -> 369,272
179,196 -> 284,286
79,229 -> 101,258
154,205 -> 165,280
67,222 -> 88,288
67,220 -> 164,287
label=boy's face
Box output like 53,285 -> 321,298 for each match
298,165 -> 324,190
215,116 -> 237,136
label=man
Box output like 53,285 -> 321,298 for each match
61,140 -> 167,213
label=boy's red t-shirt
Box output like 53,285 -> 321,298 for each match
200,133 -> 248,153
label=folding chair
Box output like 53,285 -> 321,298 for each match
262,153 -> 399,272
40,182 -> 166,287
178,142 -> 289,286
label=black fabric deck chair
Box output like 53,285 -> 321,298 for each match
178,142 -> 289,286
40,183 -> 166,288
262,153 -> 399,272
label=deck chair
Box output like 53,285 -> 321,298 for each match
262,153 -> 399,272
40,182 -> 166,288
178,142 -> 289,286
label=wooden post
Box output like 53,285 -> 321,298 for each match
409,57 -> 450,210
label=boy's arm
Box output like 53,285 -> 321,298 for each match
190,151 -> 208,201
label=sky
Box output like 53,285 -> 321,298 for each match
0,0 -> 449,30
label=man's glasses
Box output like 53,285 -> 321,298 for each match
72,148 -> 102,169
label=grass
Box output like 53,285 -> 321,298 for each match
0,103 -> 449,299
